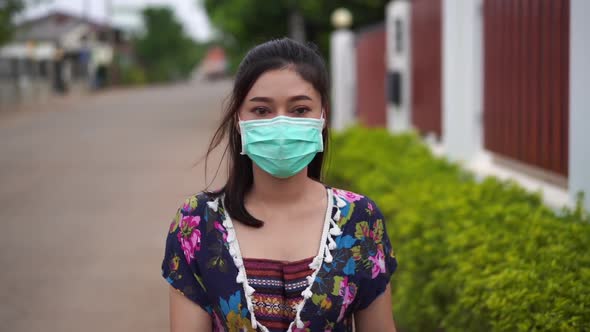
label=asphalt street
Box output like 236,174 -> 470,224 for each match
0,79 -> 232,331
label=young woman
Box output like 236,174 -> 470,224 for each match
162,38 -> 398,332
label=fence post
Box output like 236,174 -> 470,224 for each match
330,8 -> 356,131
569,0 -> 590,210
386,0 -> 412,133
441,0 -> 483,162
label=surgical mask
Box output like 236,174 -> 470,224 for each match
239,115 -> 325,178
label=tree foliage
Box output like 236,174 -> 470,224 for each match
203,0 -> 389,71
134,7 -> 205,83
0,0 -> 24,46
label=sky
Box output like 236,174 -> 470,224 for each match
18,0 -> 214,41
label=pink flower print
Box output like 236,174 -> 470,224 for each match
367,202 -> 374,212
212,311 -> 224,332
177,215 -> 202,264
214,221 -> 227,242
337,277 -> 358,322
334,189 -> 363,203
369,247 -> 386,279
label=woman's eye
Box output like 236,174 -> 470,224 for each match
252,107 -> 269,116
292,107 -> 310,115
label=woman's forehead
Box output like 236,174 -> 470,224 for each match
245,68 -> 320,101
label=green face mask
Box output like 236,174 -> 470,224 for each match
239,115 -> 325,178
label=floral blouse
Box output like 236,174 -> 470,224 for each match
161,186 -> 398,332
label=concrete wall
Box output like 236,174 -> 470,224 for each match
0,78 -> 54,111
569,0 -> 590,209
0,56 -> 91,112
0,80 -> 19,110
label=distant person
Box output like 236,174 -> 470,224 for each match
161,38 -> 398,332
94,65 -> 107,89
53,55 -> 67,94
52,44 -> 72,95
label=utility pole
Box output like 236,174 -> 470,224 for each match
104,0 -> 114,45
104,0 -> 112,29
288,1 -> 305,43
83,0 -> 90,20
289,10 -> 305,43
104,0 -> 115,86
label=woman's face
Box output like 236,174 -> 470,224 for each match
238,68 -> 323,121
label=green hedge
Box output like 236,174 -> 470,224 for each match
325,127 -> 590,332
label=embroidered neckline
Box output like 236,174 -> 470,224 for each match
242,256 -> 315,266
215,187 -> 345,332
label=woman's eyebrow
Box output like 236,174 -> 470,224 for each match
248,96 -> 273,103
248,95 -> 313,102
289,95 -> 313,102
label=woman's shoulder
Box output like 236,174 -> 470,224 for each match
164,191 -> 225,266
328,187 -> 397,295
174,190 -> 222,216
331,187 -> 379,213
166,191 -> 223,236
330,186 -> 384,231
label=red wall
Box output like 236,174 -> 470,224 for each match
411,0 -> 443,139
483,0 -> 570,176
355,24 -> 387,127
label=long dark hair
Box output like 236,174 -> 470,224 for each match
204,38 -> 331,228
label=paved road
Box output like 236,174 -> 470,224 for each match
0,79 -> 232,331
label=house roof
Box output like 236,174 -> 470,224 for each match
13,10 -> 117,43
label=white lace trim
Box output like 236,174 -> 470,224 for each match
219,188 -> 343,332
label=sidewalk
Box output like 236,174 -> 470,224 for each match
0,87 -> 92,127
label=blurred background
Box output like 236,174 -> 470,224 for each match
0,0 -> 588,331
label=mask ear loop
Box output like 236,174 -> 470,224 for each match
319,109 -> 327,129
318,109 -> 326,152
235,114 -> 247,155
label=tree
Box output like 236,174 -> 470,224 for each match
0,0 -> 55,46
134,7 -> 204,82
203,0 -> 389,71
0,0 -> 24,46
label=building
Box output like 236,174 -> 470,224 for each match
331,0 -> 590,210
194,46 -> 228,81
0,11 -> 122,109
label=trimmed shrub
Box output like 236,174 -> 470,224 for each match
120,65 -> 147,86
325,127 -> 590,332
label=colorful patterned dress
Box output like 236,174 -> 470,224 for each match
161,186 -> 398,332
